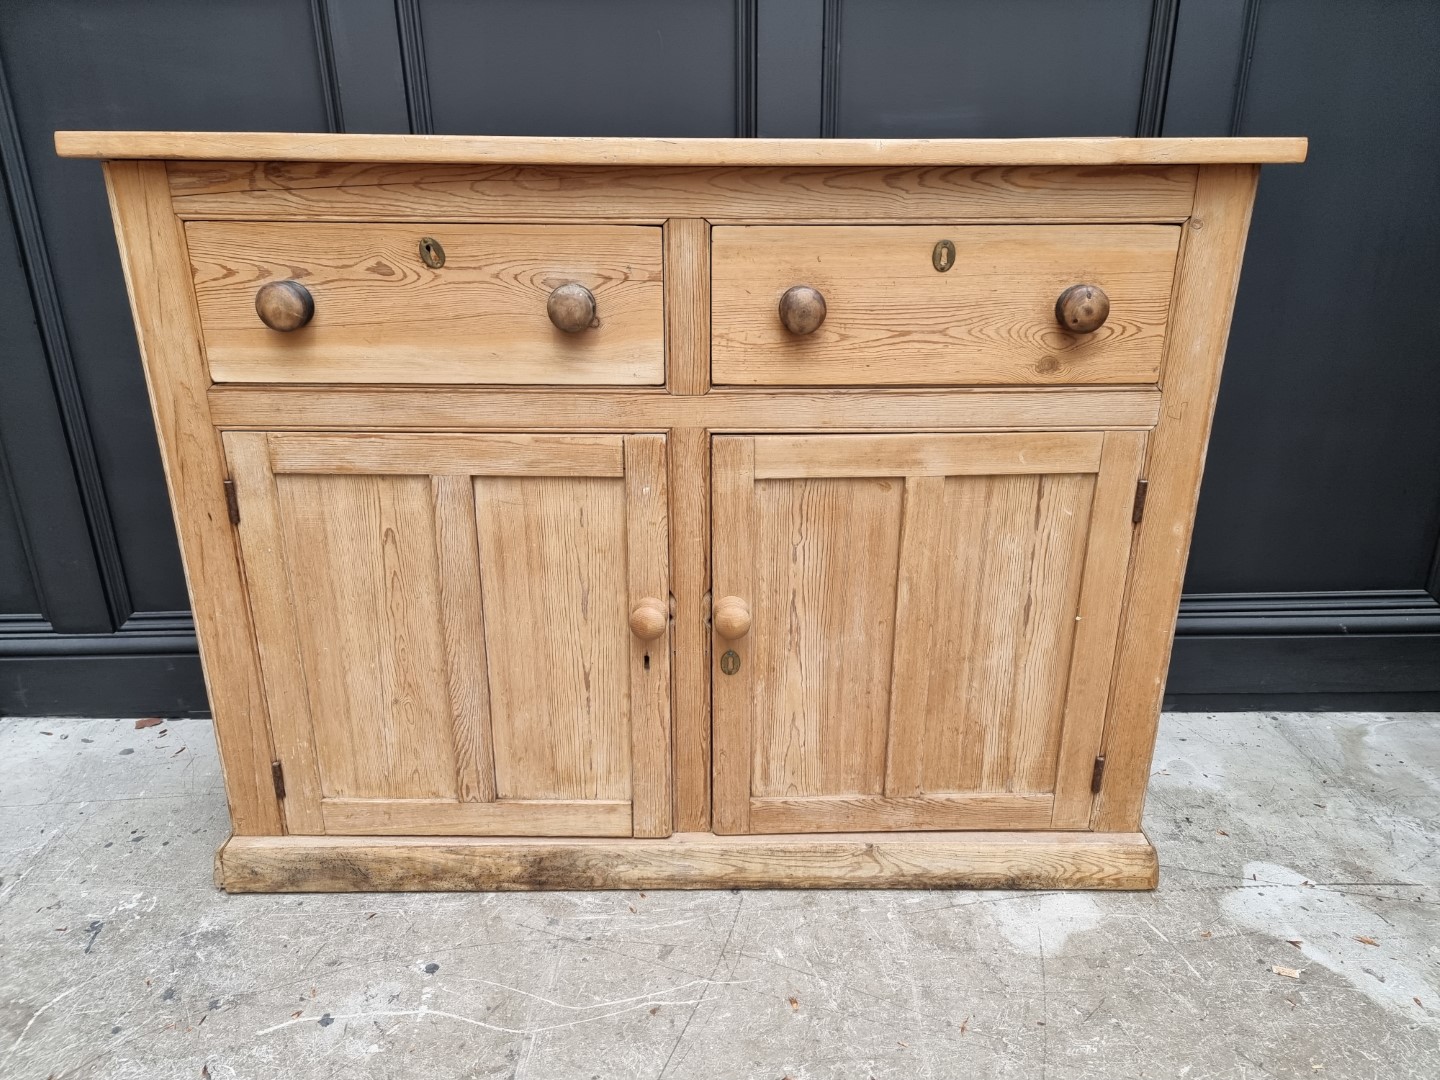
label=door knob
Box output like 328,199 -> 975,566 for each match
713,596 -> 752,639
1055,284 -> 1110,333
628,597 -> 668,640
547,282 -> 597,332
778,285 -> 826,335
255,280 -> 314,332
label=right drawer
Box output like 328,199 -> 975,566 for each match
711,225 -> 1181,387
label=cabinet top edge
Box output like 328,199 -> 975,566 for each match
55,131 -> 1308,166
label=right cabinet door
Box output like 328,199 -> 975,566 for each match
711,431 -> 1145,835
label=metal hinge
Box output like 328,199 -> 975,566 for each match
271,760 -> 286,800
223,479 -> 241,525
1090,754 -> 1107,795
1131,479 -> 1149,524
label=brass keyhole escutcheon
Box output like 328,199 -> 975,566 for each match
418,236 -> 446,268
932,238 -> 955,273
720,650 -> 741,675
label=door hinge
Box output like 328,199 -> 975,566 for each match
223,479 -> 241,525
1131,479 -> 1149,524
1090,754 -> 1107,795
271,759 -> 286,800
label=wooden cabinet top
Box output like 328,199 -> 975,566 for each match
54,131 -> 1307,166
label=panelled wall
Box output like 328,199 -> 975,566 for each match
2,0 -> 1438,715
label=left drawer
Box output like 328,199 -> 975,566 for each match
186,222 -> 664,385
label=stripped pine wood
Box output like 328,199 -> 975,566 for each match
710,437 -> 755,835
278,472 -> 459,800
430,475 -> 496,803
217,831 -> 1161,892
625,435 -> 672,837
669,428 -> 711,832
267,433 -> 624,476
57,130 -> 1306,165
1093,166 -> 1262,833
664,218 -> 710,394
712,225 -> 1180,386
751,432 -> 1103,477
320,799 -> 632,837
474,475 -> 632,802
187,221 -> 663,385
748,794 -> 1054,833
102,161 -> 281,835
1051,431 -> 1147,827
749,476 -> 902,799
221,432 -> 324,834
159,163 -> 1202,225
208,386 -> 1164,432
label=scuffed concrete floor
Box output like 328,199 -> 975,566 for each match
1,713 -> 1436,1080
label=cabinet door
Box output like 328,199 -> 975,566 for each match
712,431 -> 1144,834
223,432 -> 670,838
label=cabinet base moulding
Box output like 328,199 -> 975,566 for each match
215,831 -> 1159,893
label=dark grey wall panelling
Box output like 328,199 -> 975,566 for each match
1,0 -> 1437,714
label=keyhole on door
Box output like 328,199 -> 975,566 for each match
932,238 -> 955,273
643,653 -> 650,671
720,650 -> 741,675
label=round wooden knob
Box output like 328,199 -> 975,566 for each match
547,283 -> 597,333
714,596 -> 752,640
628,597 -> 667,640
778,285 -> 826,335
255,280 -> 314,332
1055,284 -> 1110,334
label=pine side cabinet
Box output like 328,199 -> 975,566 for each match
56,131 -> 1306,892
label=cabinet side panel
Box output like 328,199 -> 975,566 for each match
1093,165 -> 1260,831
101,160 -> 281,834
475,476 -> 631,801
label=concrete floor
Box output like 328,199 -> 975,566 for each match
0,713 -> 1436,1080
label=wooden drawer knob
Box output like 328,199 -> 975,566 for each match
778,285 -> 826,335
628,597 -> 668,640
547,282 -> 597,333
255,280 -> 314,332
714,596 -> 752,640
1055,284 -> 1110,334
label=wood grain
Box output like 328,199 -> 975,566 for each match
266,433 -> 624,477
208,386 -> 1164,433
668,428 -> 711,832
710,436 -> 755,835
102,160 -> 281,835
1051,431 -> 1146,827
161,161 -> 1203,225
217,831 -> 1161,892
748,794 -> 1054,833
320,798 -> 631,837
56,129 -> 1306,165
751,432 -> 1103,478
186,221 -> 663,384
712,225 -> 1181,386
1093,165 -> 1263,833
664,218 -> 709,393
474,475 -> 631,802
625,435 -> 672,838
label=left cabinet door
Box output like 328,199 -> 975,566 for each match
222,431 -> 671,838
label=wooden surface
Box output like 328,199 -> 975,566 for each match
220,430 -> 671,837
711,431 -> 1144,835
164,162 -> 1201,225
1093,165 -> 1263,833
217,831 -> 1160,892
93,136 -> 1271,888
102,161 -> 281,835
187,221 -> 663,384
713,225 -> 1180,386
57,130 -> 1307,164
207,387 -> 1163,432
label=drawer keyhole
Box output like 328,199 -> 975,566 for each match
932,239 -> 955,273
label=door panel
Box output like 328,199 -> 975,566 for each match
712,431 -> 1144,834
224,431 -> 670,837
